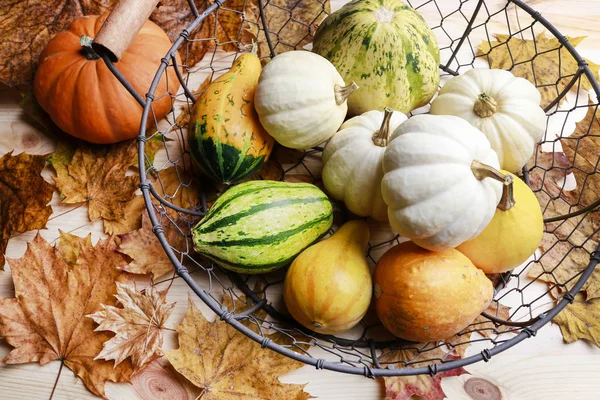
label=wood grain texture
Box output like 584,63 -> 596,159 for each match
1,0 -> 600,399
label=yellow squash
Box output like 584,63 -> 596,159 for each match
283,220 -> 372,334
458,171 -> 544,273
188,50 -> 274,184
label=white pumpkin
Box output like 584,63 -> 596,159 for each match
322,108 -> 408,221
254,51 -> 358,150
382,114 -> 505,251
430,68 -> 546,172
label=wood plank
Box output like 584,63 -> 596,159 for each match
1,0 -> 600,399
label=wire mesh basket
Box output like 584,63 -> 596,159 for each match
105,0 -> 600,377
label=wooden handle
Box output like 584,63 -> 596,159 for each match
93,0 -> 161,61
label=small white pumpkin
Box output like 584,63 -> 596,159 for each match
430,68 -> 546,172
254,51 -> 358,149
322,108 -> 408,221
382,114 -> 506,251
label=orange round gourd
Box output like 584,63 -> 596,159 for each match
373,241 -> 493,342
33,14 -> 180,144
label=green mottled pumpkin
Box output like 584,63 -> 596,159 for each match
188,51 -> 274,184
312,0 -> 440,115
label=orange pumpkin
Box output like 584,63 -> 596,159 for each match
33,13 -> 180,144
373,241 -> 493,342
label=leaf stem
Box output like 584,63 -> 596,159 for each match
79,35 -> 101,60
49,359 -> 65,400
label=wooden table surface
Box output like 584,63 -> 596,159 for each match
1,0 -> 600,399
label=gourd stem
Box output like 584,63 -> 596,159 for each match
372,107 -> 394,147
250,40 -> 258,56
79,35 -> 101,60
470,160 -> 516,211
334,81 -> 359,105
473,93 -> 498,118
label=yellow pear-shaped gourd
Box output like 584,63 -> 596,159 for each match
458,171 -> 544,273
283,220 -> 372,334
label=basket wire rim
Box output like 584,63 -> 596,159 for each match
97,0 -> 600,377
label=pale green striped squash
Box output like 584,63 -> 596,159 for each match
192,180 -> 333,274
312,0 -> 440,116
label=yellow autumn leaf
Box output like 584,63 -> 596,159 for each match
166,296 -> 311,400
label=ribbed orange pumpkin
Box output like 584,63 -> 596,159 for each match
373,241 -> 493,342
33,13 -> 180,144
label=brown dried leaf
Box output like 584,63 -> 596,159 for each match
478,33 -> 600,108
118,166 -> 204,278
0,151 -> 54,268
118,211 -> 184,279
0,0 -> 116,86
48,138 -> 161,235
527,105 -> 600,299
256,157 -> 284,181
151,0 -> 249,68
553,293 -> 600,348
88,282 -> 176,370
0,233 -> 133,398
165,295 -> 311,400
446,303 -> 513,358
57,229 -> 92,266
245,0 -> 331,61
379,345 -> 467,400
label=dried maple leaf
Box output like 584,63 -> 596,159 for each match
446,303 -> 513,358
0,233 -> 133,398
151,0 -> 249,68
118,166 -> 204,278
0,0 -> 116,86
89,282 -> 176,370
49,138 -> 162,235
246,0 -> 330,61
478,33 -> 600,108
118,211 -> 186,279
527,105 -> 600,299
57,230 -> 92,266
165,295 -> 311,400
0,151 -> 54,268
553,292 -> 600,348
379,345 -> 468,400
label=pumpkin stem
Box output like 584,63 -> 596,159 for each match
372,107 -> 394,147
470,160 -> 516,211
79,35 -> 101,60
250,40 -> 258,56
498,175 -> 516,211
334,81 -> 359,105
473,93 -> 498,118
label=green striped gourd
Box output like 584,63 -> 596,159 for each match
312,0 -> 440,116
192,180 -> 333,273
188,50 -> 274,184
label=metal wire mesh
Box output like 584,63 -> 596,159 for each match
123,0 -> 600,376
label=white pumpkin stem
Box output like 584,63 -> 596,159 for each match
334,82 -> 359,105
470,160 -> 516,211
79,35 -> 101,60
372,107 -> 394,147
473,93 -> 498,118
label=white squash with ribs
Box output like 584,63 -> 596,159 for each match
430,68 -> 546,172
254,51 -> 358,149
322,108 -> 407,221
382,114 -> 506,251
